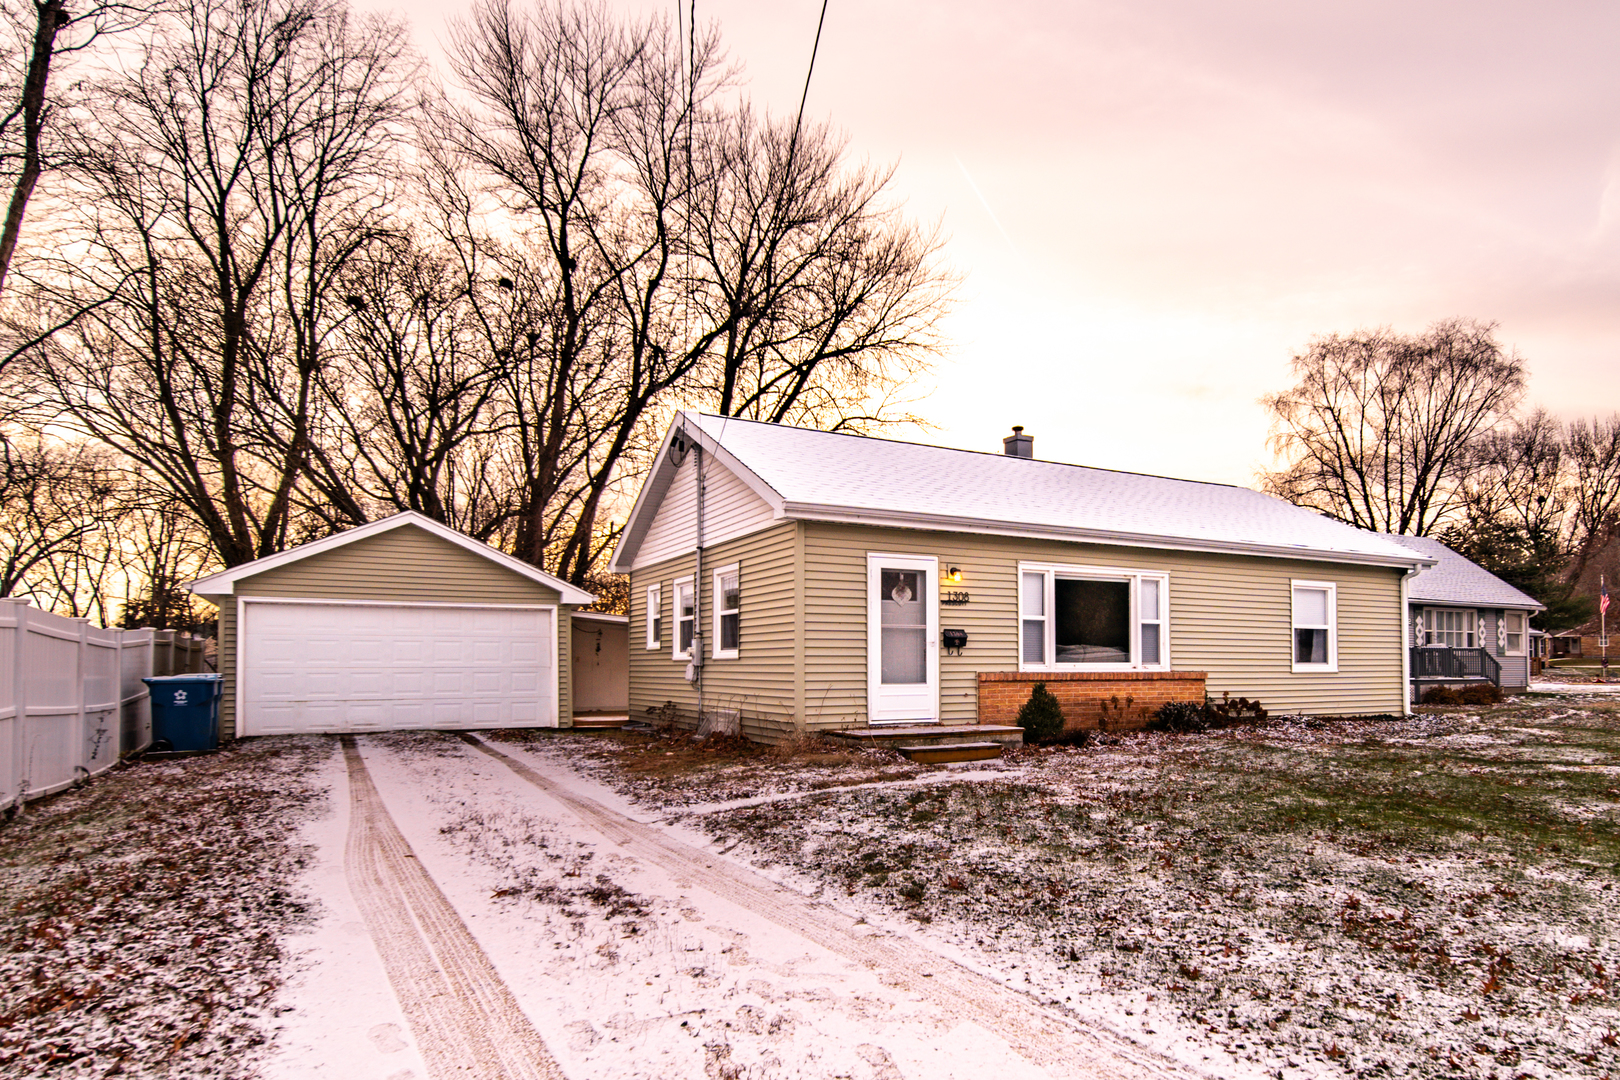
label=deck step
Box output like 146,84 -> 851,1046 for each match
896,742 -> 1004,764
824,724 -> 1023,749
572,716 -> 628,730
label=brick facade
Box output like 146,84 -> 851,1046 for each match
977,670 -> 1208,731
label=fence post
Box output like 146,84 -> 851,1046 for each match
0,599 -> 25,809
74,618 -> 90,785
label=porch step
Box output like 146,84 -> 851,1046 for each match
572,715 -> 628,730
825,724 -> 1024,750
896,742 -> 1004,764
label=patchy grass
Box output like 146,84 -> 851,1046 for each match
573,699 -> 1620,1079
0,739 -> 332,1079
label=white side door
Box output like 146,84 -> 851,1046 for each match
866,553 -> 939,724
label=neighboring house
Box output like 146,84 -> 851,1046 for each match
1381,534 -> 1543,693
1549,616 -> 1613,662
189,511 -> 594,738
610,413 -> 1435,743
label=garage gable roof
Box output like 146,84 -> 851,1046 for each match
187,511 -> 595,604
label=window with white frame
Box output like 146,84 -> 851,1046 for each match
1292,581 -> 1337,671
645,583 -> 662,649
1503,611 -> 1526,655
1423,608 -> 1475,649
712,564 -> 740,659
673,577 -> 695,659
1018,563 -> 1169,670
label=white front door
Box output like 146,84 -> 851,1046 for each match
867,554 -> 939,724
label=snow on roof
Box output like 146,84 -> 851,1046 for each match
1379,534 -> 1543,611
628,413 -> 1432,569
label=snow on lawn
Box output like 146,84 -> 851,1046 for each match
0,738 -> 333,1079
536,706 -> 1620,1079
339,731 -> 1096,1080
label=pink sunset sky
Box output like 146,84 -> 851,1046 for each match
366,0 -> 1620,486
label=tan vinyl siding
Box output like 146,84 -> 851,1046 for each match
803,523 -> 1406,720
628,521 -> 798,741
634,451 -> 776,570
205,524 -> 568,739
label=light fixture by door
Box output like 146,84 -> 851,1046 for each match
946,567 -> 963,584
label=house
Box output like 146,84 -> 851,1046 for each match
188,511 -> 594,738
609,414 -> 1436,743
1549,615 -> 1613,662
1380,534 -> 1543,693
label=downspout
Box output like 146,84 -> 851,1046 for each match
693,437 -> 705,724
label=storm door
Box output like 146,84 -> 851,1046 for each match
866,554 -> 940,724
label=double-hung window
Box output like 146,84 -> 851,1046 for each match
673,577 -> 695,660
712,563 -> 740,659
1018,563 -> 1170,670
645,583 -> 662,649
1503,611 -> 1526,655
1423,608 -> 1475,649
1292,581 -> 1337,672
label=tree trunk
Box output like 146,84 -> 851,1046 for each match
0,0 -> 67,295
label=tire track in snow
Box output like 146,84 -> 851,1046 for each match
342,736 -> 565,1080
461,733 -> 1199,1080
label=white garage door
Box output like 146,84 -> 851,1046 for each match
240,601 -> 556,735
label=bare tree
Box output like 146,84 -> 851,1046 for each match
24,0 -> 413,567
446,0 -> 952,585
0,434 -> 117,607
1260,318 -> 1526,535
0,0 -> 158,293
1566,414 -> 1620,581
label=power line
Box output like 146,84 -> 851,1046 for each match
789,0 -> 830,157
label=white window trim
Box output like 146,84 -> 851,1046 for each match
1291,579 -> 1338,673
672,575 -> 694,661
712,562 -> 740,660
1016,561 -> 1171,673
645,582 -> 662,650
1503,610 -> 1527,656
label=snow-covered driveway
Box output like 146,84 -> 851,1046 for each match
266,732 -> 1193,1080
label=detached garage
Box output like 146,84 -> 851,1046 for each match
189,512 -> 595,738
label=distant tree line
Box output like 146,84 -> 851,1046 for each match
0,0 -> 953,624
1262,318 -> 1620,629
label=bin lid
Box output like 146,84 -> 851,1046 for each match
142,673 -> 223,683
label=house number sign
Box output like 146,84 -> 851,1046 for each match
942,590 -> 970,605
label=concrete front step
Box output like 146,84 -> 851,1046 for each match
825,724 -> 1024,749
896,742 -> 1005,764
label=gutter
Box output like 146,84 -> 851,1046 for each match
779,503 -> 1438,572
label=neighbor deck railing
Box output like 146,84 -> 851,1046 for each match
1410,646 -> 1501,686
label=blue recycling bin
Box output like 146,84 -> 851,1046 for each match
143,674 -> 223,752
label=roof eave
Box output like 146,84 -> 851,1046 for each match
609,411 -> 787,573
779,503 -> 1438,570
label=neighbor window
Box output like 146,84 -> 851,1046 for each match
673,577 -> 695,659
1018,563 -> 1169,670
1423,608 -> 1476,649
1503,611 -> 1526,655
645,584 -> 662,649
1292,581 -> 1337,672
712,564 -> 740,659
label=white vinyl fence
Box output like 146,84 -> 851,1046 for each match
0,598 -> 210,808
